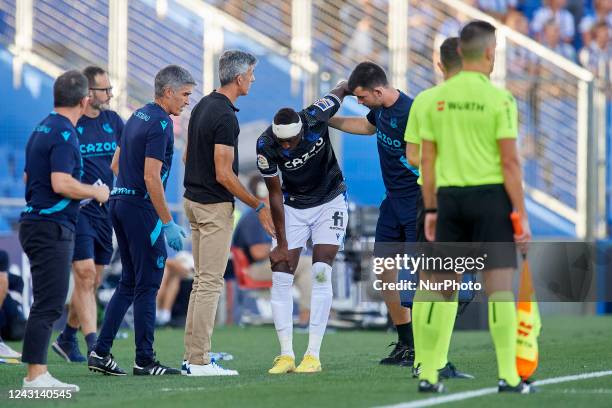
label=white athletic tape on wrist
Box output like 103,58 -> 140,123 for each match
272,117 -> 302,140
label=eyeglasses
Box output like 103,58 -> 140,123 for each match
89,87 -> 113,95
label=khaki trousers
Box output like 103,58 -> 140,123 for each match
183,198 -> 233,365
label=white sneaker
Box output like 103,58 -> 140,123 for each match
186,361 -> 239,376
22,372 -> 80,391
0,341 -> 21,359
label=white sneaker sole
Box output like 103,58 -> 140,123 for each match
186,371 -> 239,377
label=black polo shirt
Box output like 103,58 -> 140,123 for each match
184,91 -> 239,204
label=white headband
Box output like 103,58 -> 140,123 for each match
272,117 -> 302,140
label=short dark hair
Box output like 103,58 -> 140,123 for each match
82,65 -> 106,88
440,37 -> 462,71
459,20 -> 497,60
53,70 -> 89,108
273,107 -> 300,125
348,61 -> 388,92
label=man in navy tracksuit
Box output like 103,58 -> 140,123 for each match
88,65 -> 195,376
328,62 -> 419,366
53,66 -> 124,362
20,70 -> 109,390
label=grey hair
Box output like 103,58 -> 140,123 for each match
154,65 -> 196,98
218,50 -> 257,86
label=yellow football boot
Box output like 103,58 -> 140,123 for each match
294,354 -> 321,373
268,355 -> 296,374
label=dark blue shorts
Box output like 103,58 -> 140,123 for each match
73,212 -> 113,265
373,191 -> 420,257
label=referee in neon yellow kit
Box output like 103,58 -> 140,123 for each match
418,20 -> 533,394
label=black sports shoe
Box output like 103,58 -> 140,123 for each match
379,342 -> 415,366
498,379 -> 536,393
418,380 -> 445,393
88,351 -> 127,376
439,362 -> 474,379
133,360 -> 181,376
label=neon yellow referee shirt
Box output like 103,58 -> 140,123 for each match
419,71 -> 518,188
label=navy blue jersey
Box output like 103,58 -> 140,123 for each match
256,93 -> 346,209
111,103 -> 174,210
20,112 -> 82,231
366,91 -> 419,197
77,110 -> 123,219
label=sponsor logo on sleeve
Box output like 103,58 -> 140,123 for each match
257,154 -> 269,170
313,97 -> 335,112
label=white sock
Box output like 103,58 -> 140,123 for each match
271,271 -> 295,358
306,262 -> 333,359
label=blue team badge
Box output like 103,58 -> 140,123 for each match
77,126 -> 84,135
390,117 -> 398,129
61,131 -> 71,141
156,256 -> 166,269
160,120 -> 168,130
102,123 -> 114,134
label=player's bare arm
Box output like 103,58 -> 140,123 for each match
498,138 -> 531,243
214,144 -> 275,237
406,142 -> 420,167
421,139 -> 437,242
51,172 -> 109,203
264,175 -> 290,270
328,116 -> 376,135
110,147 -> 120,176
143,157 -> 172,224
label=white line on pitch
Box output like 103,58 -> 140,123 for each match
374,370 -> 612,408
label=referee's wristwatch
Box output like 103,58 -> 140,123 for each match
255,202 -> 266,213
424,208 -> 438,214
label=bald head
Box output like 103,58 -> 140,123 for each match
459,20 -> 496,61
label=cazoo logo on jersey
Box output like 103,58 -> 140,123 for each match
283,138 -> 325,170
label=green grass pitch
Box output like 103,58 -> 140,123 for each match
1,315 -> 611,407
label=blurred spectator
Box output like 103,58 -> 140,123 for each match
437,0 -> 478,40
343,16 -> 375,62
505,10 -> 535,75
579,21 -> 612,83
531,0 -> 576,43
341,0 -> 380,63
541,19 -> 577,60
232,173 -> 312,326
478,0 -> 517,20
579,0 -> 612,46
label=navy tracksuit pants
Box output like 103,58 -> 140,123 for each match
94,199 -> 166,366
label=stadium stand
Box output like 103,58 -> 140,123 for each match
0,0 -> 609,238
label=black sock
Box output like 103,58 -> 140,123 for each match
396,322 -> 413,347
85,332 -> 97,353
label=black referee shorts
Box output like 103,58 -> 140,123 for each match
436,184 -> 516,269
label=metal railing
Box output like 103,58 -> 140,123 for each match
0,0 -> 608,239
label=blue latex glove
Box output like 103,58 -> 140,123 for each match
162,220 -> 186,251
